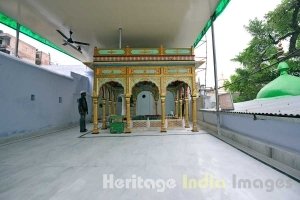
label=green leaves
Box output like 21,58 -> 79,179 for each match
225,0 -> 300,102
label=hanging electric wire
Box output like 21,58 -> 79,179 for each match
218,48 -> 300,90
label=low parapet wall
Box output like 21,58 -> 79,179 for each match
132,118 -> 184,130
197,110 -> 300,180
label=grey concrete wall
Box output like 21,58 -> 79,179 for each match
0,52 -> 91,138
199,110 -> 300,154
200,110 -> 217,125
220,113 -> 300,154
198,110 -> 300,179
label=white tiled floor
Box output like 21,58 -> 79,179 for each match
0,124 -> 299,200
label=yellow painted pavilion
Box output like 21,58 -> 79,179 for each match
90,46 -> 199,133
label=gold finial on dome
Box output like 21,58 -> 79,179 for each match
277,42 -> 285,61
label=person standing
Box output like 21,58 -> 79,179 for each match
78,91 -> 88,132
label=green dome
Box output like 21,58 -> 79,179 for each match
277,62 -> 289,72
256,62 -> 300,99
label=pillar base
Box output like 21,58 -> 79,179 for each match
101,123 -> 107,129
92,128 -> 99,134
160,127 -> 167,132
192,124 -> 199,132
184,120 -> 190,128
124,128 -> 131,133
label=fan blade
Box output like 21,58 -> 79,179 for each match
69,43 -> 82,54
56,30 -> 68,40
73,41 -> 90,46
62,39 -> 68,45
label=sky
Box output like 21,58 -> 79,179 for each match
0,0 -> 282,86
195,0 -> 282,88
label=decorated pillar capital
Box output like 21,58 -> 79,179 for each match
92,91 -> 98,97
125,93 -> 131,98
92,96 -> 99,100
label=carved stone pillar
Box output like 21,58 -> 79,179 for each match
184,98 -> 190,128
114,101 -> 117,115
155,100 -> 158,115
92,76 -> 99,134
110,100 -> 113,115
133,99 -> 137,116
125,96 -> 131,133
121,95 -> 126,115
179,99 -> 183,118
174,98 -> 178,118
160,96 -> 167,132
102,99 -> 107,129
192,96 -> 198,132
108,100 -> 112,116
92,96 -> 99,134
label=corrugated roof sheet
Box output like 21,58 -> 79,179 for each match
231,96 -> 300,117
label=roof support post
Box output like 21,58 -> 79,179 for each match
15,23 -> 20,57
125,96 -> 132,133
211,19 -> 220,135
119,28 -> 122,49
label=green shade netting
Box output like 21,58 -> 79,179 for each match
193,0 -> 231,47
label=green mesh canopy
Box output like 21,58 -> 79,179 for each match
193,0 -> 231,47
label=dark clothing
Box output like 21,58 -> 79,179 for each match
78,95 -> 88,132
78,96 -> 88,115
80,113 -> 86,132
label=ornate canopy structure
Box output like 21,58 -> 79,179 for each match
90,46 -> 199,133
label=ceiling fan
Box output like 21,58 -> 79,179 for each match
56,29 -> 89,53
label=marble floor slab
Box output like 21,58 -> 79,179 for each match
0,124 -> 299,200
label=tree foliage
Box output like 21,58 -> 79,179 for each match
224,0 -> 300,102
